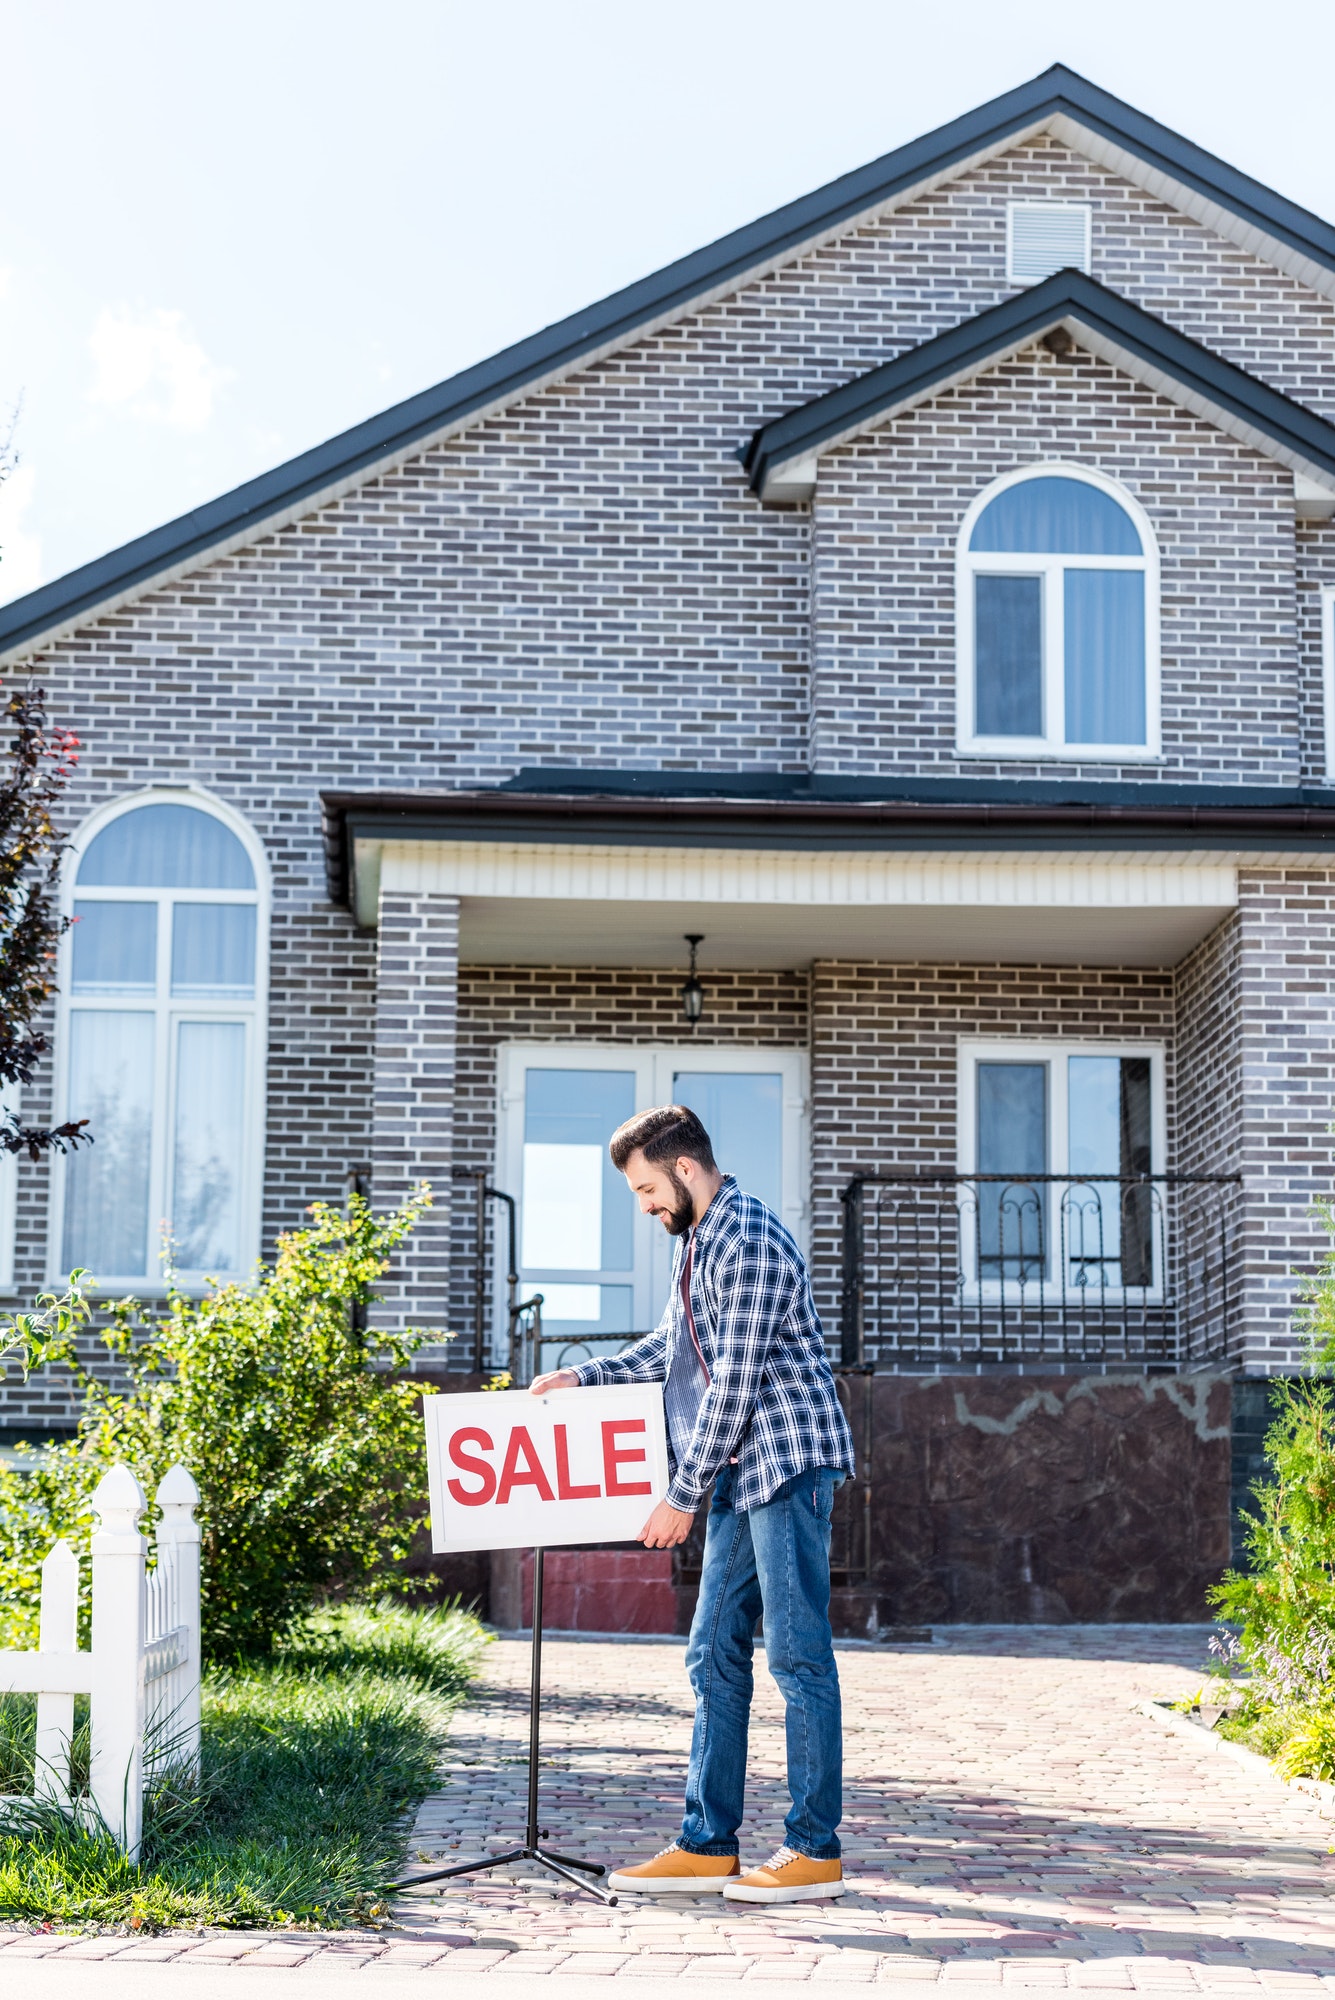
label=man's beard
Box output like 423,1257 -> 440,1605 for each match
657,1168 -> 695,1236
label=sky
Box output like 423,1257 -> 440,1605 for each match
2,0 -> 1334,605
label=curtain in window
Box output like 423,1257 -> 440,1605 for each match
976,1062 -> 1047,1279
1066,1055 -> 1153,1287
171,905 -> 257,996
970,477 -> 1142,554
171,1021 -> 247,1271
1118,1058 -> 1153,1288
975,575 -> 1042,735
71,903 -> 156,994
1064,571 -> 1146,744
62,1012 -> 154,1275
78,805 -> 254,889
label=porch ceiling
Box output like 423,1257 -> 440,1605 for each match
363,840 -> 1237,969
453,894 -> 1231,970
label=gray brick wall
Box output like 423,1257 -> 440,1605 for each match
1297,519 -> 1335,781
370,893 -> 460,1335
813,353 -> 1299,782
3,131 -> 1334,1415
807,961 -> 1177,1333
1173,914 -> 1242,1187
1231,870 -> 1335,1368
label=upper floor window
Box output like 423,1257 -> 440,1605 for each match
956,466 -> 1160,763
53,794 -> 268,1288
1006,202 -> 1091,284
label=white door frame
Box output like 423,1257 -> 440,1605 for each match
495,1042 -> 809,1361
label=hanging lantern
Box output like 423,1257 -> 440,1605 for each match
681,934 -> 705,1030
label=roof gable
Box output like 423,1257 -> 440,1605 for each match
5,63 -> 1335,663
743,270 -> 1335,504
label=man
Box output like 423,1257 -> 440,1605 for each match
529,1104 -> 855,1904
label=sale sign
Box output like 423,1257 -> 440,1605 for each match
424,1384 -> 669,1554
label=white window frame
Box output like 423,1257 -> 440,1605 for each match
955,462 -> 1161,764
495,1042 -> 809,1362
1321,585 -> 1335,782
47,788 -> 271,1293
1006,201 -> 1092,284
956,1036 -> 1167,1301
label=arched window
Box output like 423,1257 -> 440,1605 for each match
957,467 -> 1159,759
53,794 -> 268,1286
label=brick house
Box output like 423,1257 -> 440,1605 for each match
2,64 -> 1333,1627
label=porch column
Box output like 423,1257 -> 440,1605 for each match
1231,868 -> 1335,1370
370,890 -> 459,1335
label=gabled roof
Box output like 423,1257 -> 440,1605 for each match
743,269 -> 1335,502
5,62 -> 1335,663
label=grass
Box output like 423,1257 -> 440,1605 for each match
0,1599 -> 488,1932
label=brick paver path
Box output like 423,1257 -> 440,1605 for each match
6,1626 -> 1335,1990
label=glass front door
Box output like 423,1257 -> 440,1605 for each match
671,1069 -> 783,1215
518,1065 -> 638,1347
497,1045 -> 808,1369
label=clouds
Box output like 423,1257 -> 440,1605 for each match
87,305 -> 233,432
0,463 -> 43,598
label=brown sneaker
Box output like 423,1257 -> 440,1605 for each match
607,1843 -> 741,1894
722,1844 -> 844,1902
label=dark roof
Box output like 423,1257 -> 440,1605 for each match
4,64 -> 1335,659
744,269 -> 1335,497
320,777 -> 1335,910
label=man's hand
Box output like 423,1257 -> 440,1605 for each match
529,1368 -> 579,1396
637,1500 -> 696,1549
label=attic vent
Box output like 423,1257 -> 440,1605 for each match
1006,202 -> 1092,284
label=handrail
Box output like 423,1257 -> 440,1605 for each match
839,1170 -> 1243,1370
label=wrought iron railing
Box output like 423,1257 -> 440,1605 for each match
452,1169 -> 544,1382
839,1173 -> 1242,1370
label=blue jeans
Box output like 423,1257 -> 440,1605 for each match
679,1465 -> 844,1861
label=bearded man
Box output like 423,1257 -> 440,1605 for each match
529,1103 -> 854,1904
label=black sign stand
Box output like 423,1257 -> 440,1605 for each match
390,1547 -> 617,1907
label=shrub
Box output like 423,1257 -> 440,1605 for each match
1211,1374 -> 1335,1664
0,1190 -> 442,1657
1210,1197 -> 1335,1772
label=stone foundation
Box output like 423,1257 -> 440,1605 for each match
416,1369 -> 1234,1633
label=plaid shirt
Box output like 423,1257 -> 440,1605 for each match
571,1177 -> 855,1512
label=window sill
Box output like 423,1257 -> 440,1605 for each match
43,1277 -> 249,1299
957,741 -> 1164,765
960,1284 -> 1166,1307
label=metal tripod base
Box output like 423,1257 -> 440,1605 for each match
389,1548 -> 616,1908
394,1842 -> 616,1905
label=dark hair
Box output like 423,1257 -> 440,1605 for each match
609,1104 -> 717,1175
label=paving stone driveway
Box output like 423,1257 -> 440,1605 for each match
6,1626 -> 1335,1990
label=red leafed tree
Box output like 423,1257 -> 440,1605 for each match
0,684 -> 89,1158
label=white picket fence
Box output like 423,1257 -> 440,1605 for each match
0,1462 -> 201,1860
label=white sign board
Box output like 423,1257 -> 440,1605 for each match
424,1384 -> 669,1554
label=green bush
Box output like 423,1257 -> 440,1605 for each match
0,1190 -> 442,1657
1212,1197 -> 1335,1660
1211,1374 -> 1335,1658
1210,1197 -> 1335,1770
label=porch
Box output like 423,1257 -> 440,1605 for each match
327,785 -> 1335,1629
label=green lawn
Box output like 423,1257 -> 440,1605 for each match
0,1600 -> 488,1931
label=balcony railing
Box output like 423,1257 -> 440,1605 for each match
839,1173 -> 1242,1370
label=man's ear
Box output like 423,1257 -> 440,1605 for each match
676,1154 -> 697,1182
